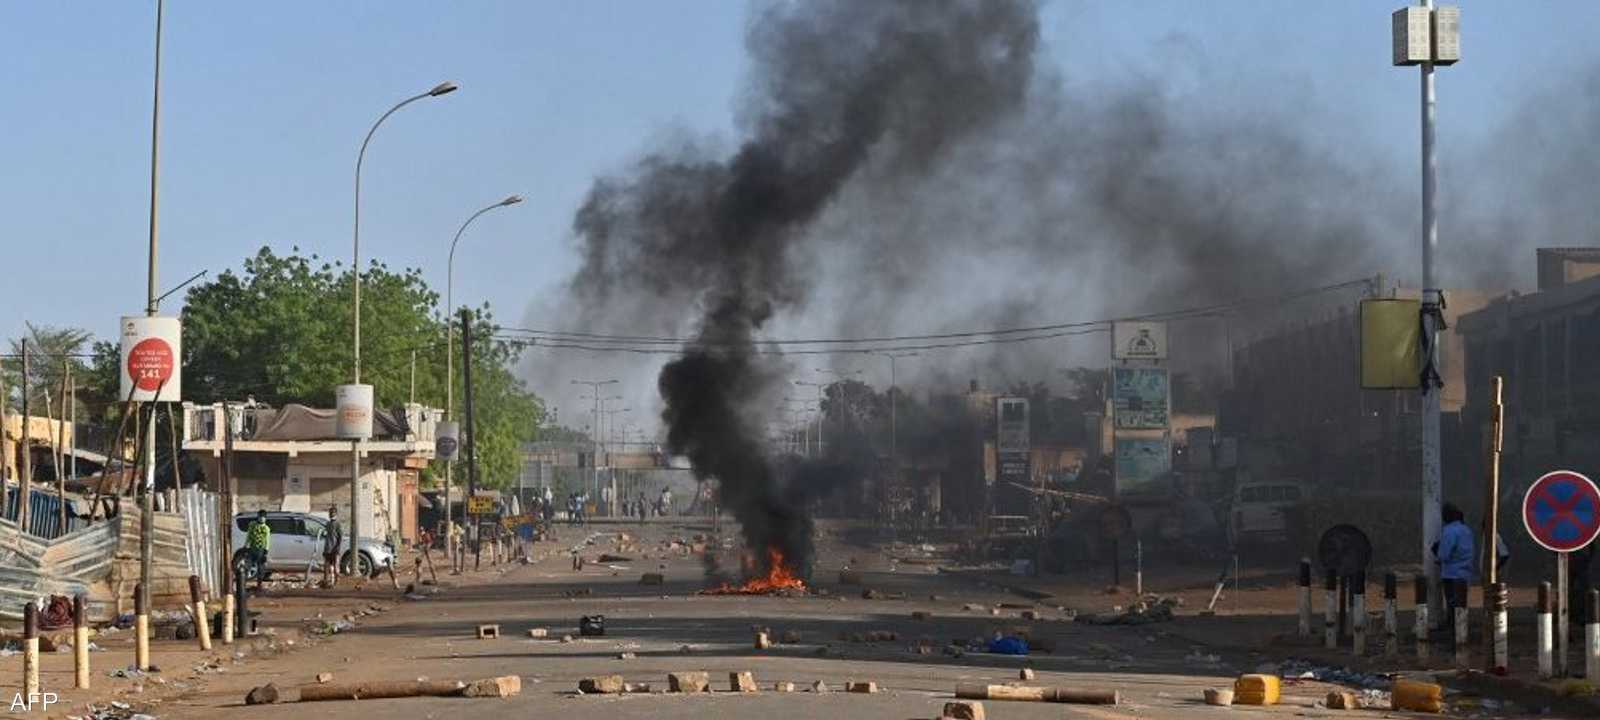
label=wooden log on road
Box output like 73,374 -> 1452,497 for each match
296,679 -> 468,702
954,683 -> 1118,705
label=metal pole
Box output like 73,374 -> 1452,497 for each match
409,349 -> 416,405
68,364 -> 75,481
1418,0 -> 1445,629
461,309 -> 480,568
20,341 -> 31,534
1484,376 -> 1505,671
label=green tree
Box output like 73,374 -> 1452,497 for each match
173,247 -> 546,489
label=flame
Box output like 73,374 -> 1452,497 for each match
701,548 -> 806,595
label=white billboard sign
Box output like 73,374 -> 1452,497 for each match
335,384 -> 374,440
119,315 -> 181,402
1112,321 -> 1168,360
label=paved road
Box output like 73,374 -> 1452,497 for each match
118,520 -> 1406,720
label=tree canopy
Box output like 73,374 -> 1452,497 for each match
71,246 -> 547,489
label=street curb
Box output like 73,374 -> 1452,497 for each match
1438,669 -> 1600,717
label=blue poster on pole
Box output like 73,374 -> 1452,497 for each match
1115,435 -> 1171,494
1113,367 -> 1170,429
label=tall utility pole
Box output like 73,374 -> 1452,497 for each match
19,340 -> 31,534
139,0 -> 165,638
1393,1 -> 1459,626
571,379 -> 617,499
878,352 -> 919,490
460,309 -> 480,568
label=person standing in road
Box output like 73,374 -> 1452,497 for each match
322,506 -> 344,589
1433,503 -> 1474,641
245,510 -> 272,591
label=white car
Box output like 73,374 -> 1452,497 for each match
231,512 -> 394,580
1227,480 -> 1307,546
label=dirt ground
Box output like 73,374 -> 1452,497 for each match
1,519 -> 1592,719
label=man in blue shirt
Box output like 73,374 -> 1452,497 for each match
1434,503 -> 1474,640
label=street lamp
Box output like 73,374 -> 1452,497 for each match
572,379 -> 618,499
783,396 -> 820,456
348,80 -> 457,555
876,352 -> 919,488
441,194 -> 522,562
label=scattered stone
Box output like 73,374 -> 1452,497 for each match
623,682 -> 653,693
678,644 -> 694,654
1020,610 -> 1039,621
929,594 -> 943,601
598,554 -> 633,563
943,644 -> 965,658
963,603 -> 987,612
911,611 -> 931,621
617,652 -> 637,660
1019,668 -> 1035,681
847,681 -> 878,694
944,700 -> 986,720
810,680 -> 830,693
780,630 -> 802,644
1204,688 -> 1234,706
1326,690 -> 1360,709
730,671 -> 758,693
463,675 -> 522,698
640,573 -> 664,586
245,683 -> 280,705
862,589 -> 883,600
476,624 -> 500,639
774,681 -> 795,692
668,671 -> 711,693
866,630 -> 898,642
528,628 -> 548,638
754,631 -> 771,649
579,675 -> 626,694
316,672 -> 334,684
560,635 -> 574,643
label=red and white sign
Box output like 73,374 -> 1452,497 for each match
120,316 -> 181,402
1521,470 -> 1600,553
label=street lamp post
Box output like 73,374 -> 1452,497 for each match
348,80 -> 456,557
1392,0 -> 1459,630
876,352 -> 919,491
572,379 -> 618,505
444,194 -> 522,564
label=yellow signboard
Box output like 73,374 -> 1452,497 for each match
1360,299 -> 1422,389
466,496 -> 497,515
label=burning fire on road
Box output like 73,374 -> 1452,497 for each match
700,549 -> 806,596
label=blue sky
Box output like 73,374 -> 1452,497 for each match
5,1 -> 1599,419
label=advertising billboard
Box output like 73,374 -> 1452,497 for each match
1112,367 -> 1169,429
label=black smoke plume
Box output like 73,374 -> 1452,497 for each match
570,0 -> 1039,573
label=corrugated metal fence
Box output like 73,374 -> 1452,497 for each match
2,485 -> 83,539
173,487 -> 224,595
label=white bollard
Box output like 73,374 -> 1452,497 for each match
1588,590 -> 1600,684
1352,572 -> 1367,656
1324,570 -> 1338,650
1490,582 -> 1508,673
1414,576 -> 1429,661
1454,606 -> 1470,669
1384,572 -> 1399,657
1538,582 -> 1554,680
1297,559 -> 1312,638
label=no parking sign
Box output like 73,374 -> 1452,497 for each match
1521,470 -> 1600,553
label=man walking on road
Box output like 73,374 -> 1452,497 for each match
245,510 -> 271,591
322,506 -> 344,589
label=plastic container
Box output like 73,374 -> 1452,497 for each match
1391,679 -> 1443,713
1232,674 -> 1280,705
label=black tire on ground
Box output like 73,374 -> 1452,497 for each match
342,551 -> 377,578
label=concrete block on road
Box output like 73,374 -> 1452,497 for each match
579,675 -> 626,694
669,671 -> 711,693
943,701 -> 985,720
527,628 -> 548,638
617,652 -> 637,660
1018,668 -> 1035,681
623,682 -> 652,693
847,681 -> 878,694
730,671 -> 758,692
476,624 -> 500,639
774,681 -> 795,692
463,675 -> 522,698
1325,690 -> 1360,709
1020,610 -> 1039,620
754,630 -> 771,649
316,672 -> 334,684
